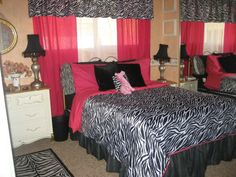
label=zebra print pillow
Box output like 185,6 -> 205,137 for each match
193,56 -> 205,75
112,72 -> 129,91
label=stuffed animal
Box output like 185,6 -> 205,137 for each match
115,71 -> 135,95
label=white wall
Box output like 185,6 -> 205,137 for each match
0,62 -> 15,177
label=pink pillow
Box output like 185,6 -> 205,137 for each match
204,72 -> 223,90
206,55 -> 223,74
120,58 -> 151,85
71,64 -> 98,93
114,71 -> 135,95
204,55 -> 225,90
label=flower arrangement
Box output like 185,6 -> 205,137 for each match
2,60 -> 32,78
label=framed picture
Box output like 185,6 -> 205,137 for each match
163,19 -> 177,36
162,0 -> 177,13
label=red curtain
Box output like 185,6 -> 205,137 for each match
181,21 -> 204,75
117,19 -> 150,61
33,16 -> 78,117
181,21 -> 204,57
224,23 -> 236,53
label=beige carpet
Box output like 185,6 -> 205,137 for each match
14,138 -> 236,177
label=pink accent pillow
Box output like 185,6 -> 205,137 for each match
204,72 -> 224,90
204,55 -> 224,90
115,71 -> 135,95
71,64 -> 99,93
206,55 -> 223,74
120,58 -> 151,85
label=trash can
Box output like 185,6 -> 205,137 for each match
52,110 -> 69,141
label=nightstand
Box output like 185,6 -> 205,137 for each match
155,80 -> 178,87
179,79 -> 198,91
5,86 -> 53,148
166,80 -> 178,87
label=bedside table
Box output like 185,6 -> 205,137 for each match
166,80 -> 178,87
179,80 -> 198,91
5,86 -> 53,148
155,80 -> 178,87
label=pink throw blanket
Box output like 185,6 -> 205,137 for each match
204,72 -> 236,90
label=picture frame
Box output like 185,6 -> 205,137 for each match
162,0 -> 177,13
163,19 -> 177,36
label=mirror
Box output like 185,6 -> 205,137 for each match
0,18 -> 17,54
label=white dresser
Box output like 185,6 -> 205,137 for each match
6,87 -> 53,148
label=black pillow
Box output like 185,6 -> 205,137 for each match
94,63 -> 119,91
118,64 -> 146,87
218,55 -> 236,73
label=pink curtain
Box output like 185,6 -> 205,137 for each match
33,16 -> 78,117
181,21 -> 204,75
181,21 -> 204,57
117,19 -> 151,61
224,23 -> 236,53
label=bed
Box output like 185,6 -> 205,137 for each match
61,58 -> 236,177
192,53 -> 236,99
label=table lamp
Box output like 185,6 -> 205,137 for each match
154,44 -> 170,82
180,44 -> 189,81
23,34 -> 45,89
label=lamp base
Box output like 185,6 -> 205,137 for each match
158,61 -> 166,83
31,80 -> 44,89
179,60 -> 185,82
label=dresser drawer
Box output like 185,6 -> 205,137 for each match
6,87 -> 52,148
180,80 -> 198,91
188,82 -> 198,91
10,120 -> 52,147
6,90 -> 47,110
8,108 -> 48,124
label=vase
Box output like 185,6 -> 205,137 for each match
10,73 -> 21,89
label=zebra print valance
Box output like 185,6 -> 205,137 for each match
181,0 -> 236,22
28,0 -> 153,19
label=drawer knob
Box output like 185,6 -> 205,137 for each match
25,113 -> 37,117
27,127 -> 40,132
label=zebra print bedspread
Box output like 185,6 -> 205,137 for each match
81,86 -> 236,177
220,76 -> 236,95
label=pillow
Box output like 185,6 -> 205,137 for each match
71,64 -> 99,93
61,63 -> 75,95
218,55 -> 236,73
113,71 -> 135,95
118,58 -> 151,85
118,64 -> 146,87
204,72 -> 223,90
193,56 -> 205,75
94,63 -> 119,91
206,55 -> 224,74
112,72 -> 129,91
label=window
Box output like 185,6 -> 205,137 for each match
203,23 -> 225,54
76,18 -> 117,62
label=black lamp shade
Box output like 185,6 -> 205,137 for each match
23,34 -> 45,58
154,44 -> 170,62
180,44 -> 189,60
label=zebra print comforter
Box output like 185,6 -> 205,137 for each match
220,76 -> 236,95
81,86 -> 236,177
